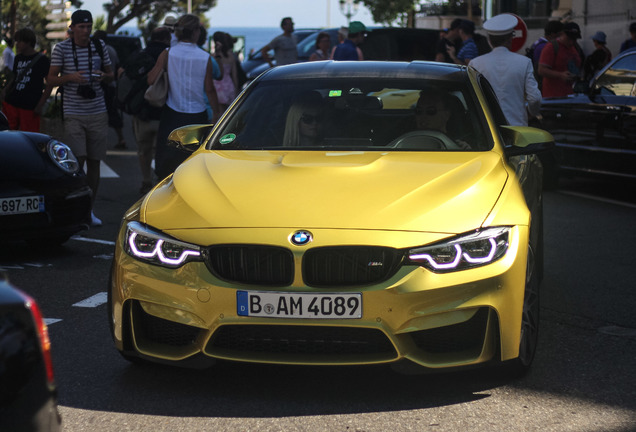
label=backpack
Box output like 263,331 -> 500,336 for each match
116,51 -> 156,115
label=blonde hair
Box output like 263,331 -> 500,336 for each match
283,92 -> 324,146
175,14 -> 200,42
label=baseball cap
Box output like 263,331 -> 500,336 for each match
563,22 -> 581,39
348,21 -> 367,35
71,10 -> 93,26
164,16 -> 177,27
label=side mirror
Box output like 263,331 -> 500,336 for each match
501,126 -> 554,157
167,124 -> 213,152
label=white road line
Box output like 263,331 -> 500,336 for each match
70,236 -> 116,246
100,161 -> 119,178
44,318 -> 62,326
73,292 -> 108,308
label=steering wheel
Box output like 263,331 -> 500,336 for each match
388,130 -> 463,150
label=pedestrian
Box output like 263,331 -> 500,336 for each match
538,21 -> 583,98
526,20 -> 564,89
447,20 -> 479,65
130,27 -> 171,195
469,14 -> 541,127
164,16 -> 178,47
147,14 -> 220,180
619,22 -> 636,53
329,26 -> 348,59
435,18 -> 462,63
309,31 -> 331,61
47,9 -> 114,227
198,26 -> 223,122
584,31 -> 612,82
1,37 -> 15,72
94,30 -> 127,149
332,21 -> 366,61
1,28 -> 52,133
261,17 -> 297,67
213,31 -> 238,115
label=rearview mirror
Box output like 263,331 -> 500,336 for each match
501,126 -> 554,157
167,124 -> 214,152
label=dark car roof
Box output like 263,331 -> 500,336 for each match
259,60 -> 466,81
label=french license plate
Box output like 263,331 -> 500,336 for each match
0,196 -> 44,215
237,291 -> 362,319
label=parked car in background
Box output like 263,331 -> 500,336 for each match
0,112 -> 91,246
538,49 -> 636,186
241,28 -> 319,79
244,27 -> 440,82
109,60 -> 552,376
0,272 -> 61,431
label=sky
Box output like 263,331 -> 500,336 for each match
79,0 -> 380,29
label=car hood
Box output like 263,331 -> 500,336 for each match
143,150 -> 509,233
0,131 -> 52,179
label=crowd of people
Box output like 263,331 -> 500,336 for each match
1,9 -> 636,226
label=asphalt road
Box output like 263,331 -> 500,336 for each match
1,119 -> 635,431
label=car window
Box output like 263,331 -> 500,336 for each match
593,53 -> 636,96
211,78 -> 489,151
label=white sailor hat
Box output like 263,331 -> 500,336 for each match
483,14 -> 518,36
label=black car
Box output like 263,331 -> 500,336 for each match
0,112 -> 91,245
0,272 -> 61,431
105,34 -> 145,68
244,27 -> 440,82
539,49 -> 636,185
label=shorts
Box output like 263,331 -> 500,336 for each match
2,101 -> 41,133
64,112 -> 109,160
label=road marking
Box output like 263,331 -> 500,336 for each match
44,318 -> 62,326
100,161 -> 119,178
559,190 -> 636,209
70,236 -> 116,246
598,325 -> 636,338
73,292 -> 108,308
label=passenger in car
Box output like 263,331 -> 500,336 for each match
283,92 -> 325,146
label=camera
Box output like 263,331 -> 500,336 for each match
77,84 -> 96,99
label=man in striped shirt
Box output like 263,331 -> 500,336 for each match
47,10 -> 114,226
447,20 -> 479,66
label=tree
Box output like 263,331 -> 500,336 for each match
359,0 -> 419,27
89,0 -> 217,35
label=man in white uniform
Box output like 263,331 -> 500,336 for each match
469,14 -> 541,126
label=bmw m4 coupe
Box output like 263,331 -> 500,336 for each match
109,61 -> 553,375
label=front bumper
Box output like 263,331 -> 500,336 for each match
110,226 -> 528,370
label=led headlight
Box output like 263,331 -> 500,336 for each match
47,140 -> 79,174
407,227 -> 510,273
125,222 -> 202,268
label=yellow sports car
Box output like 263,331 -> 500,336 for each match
109,61 -> 553,375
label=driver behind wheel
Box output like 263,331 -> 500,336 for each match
414,89 -> 471,149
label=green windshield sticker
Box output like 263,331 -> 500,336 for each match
219,133 -> 236,145
329,90 -> 342,97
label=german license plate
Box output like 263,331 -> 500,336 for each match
237,291 -> 362,319
0,196 -> 44,215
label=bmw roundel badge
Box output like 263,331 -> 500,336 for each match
291,230 -> 313,246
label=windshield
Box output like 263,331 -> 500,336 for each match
211,78 -> 490,151
593,53 -> 636,96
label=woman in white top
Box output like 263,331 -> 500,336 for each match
147,14 -> 220,180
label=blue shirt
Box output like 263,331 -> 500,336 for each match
457,38 -> 478,63
620,38 -> 636,53
333,39 -> 359,61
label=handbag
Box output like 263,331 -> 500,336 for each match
144,51 -> 169,107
